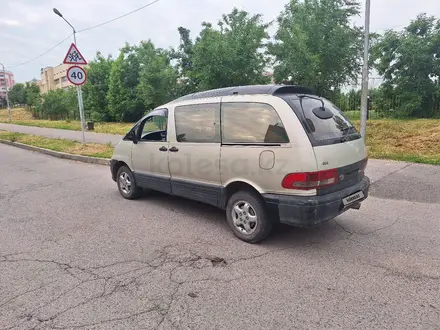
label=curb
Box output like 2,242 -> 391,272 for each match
0,140 -> 110,166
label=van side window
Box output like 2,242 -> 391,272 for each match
175,104 -> 220,143
139,115 -> 167,142
221,102 -> 289,144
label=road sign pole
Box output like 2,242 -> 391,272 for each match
63,41 -> 88,145
72,32 -> 86,144
76,85 -> 86,144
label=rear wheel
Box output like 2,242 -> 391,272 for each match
116,166 -> 141,200
226,191 -> 273,243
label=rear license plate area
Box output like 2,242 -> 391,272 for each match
342,191 -> 364,206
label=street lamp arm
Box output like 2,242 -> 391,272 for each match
62,17 -> 76,34
53,8 -> 76,34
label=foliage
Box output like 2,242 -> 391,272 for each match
24,82 -> 41,110
372,14 -> 440,117
107,44 -> 144,122
36,88 -> 77,120
0,96 -> 6,108
137,41 -> 179,111
10,6 -> 440,121
8,83 -> 27,105
190,8 -> 270,90
6,82 -> 40,112
82,52 -> 113,121
269,0 -> 363,94
171,27 -> 198,95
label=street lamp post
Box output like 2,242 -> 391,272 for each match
53,8 -> 86,144
0,63 -> 11,122
360,0 -> 371,141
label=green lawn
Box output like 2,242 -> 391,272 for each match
0,131 -> 114,159
343,110 -> 382,120
354,119 -> 440,165
2,108 -> 440,165
0,108 -> 132,135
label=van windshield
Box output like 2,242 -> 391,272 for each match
291,96 -> 361,144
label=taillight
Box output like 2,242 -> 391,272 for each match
282,169 -> 339,190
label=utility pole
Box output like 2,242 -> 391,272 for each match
360,0 -> 371,140
53,8 -> 86,144
0,63 -> 11,122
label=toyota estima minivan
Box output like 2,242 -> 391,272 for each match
110,85 -> 370,243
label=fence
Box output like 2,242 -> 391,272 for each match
323,77 -> 440,120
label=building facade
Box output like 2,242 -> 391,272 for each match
39,64 -> 78,93
0,70 -> 15,98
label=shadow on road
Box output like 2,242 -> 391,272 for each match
128,190 -> 349,248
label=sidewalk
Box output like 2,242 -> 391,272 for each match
0,123 -> 123,146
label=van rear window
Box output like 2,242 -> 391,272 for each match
291,96 -> 361,144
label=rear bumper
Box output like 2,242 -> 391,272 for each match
263,176 -> 370,227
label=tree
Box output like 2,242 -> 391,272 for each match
82,52 -> 113,121
372,14 -> 440,117
269,0 -> 363,95
137,41 -> 179,111
24,82 -> 41,117
8,83 -> 27,105
0,96 -> 6,108
37,89 -> 70,120
347,89 -> 361,110
64,87 -> 79,120
107,44 -> 144,122
171,27 -> 197,95
190,8 -> 270,90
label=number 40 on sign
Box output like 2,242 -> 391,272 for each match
67,66 -> 87,86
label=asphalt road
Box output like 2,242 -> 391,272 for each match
1,144 -> 439,330
0,123 -> 123,146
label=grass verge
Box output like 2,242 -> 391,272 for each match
0,131 -> 114,159
2,109 -> 439,165
0,108 -> 132,135
354,119 -> 440,165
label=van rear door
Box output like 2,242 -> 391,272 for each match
287,96 -> 368,195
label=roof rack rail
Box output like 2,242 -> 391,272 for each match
170,84 -> 315,103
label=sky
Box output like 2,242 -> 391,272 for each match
1,0 -> 440,83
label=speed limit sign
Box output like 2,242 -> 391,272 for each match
67,66 -> 87,86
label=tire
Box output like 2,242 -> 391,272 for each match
226,190 -> 273,243
116,166 -> 141,200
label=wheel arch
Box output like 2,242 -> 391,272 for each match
111,161 -> 130,181
222,180 -> 263,209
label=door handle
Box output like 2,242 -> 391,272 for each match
169,146 -> 179,152
159,146 -> 168,152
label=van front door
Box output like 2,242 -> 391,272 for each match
131,109 -> 171,194
168,101 -> 221,206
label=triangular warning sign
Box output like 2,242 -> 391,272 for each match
63,43 -> 87,65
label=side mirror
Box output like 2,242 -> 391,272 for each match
129,130 -> 138,144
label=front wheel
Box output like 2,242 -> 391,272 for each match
116,166 -> 141,200
226,191 -> 273,243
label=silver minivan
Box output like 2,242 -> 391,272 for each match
110,85 -> 370,243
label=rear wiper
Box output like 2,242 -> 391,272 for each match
298,95 -> 325,132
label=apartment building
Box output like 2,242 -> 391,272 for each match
0,70 -> 15,98
39,64 -> 81,93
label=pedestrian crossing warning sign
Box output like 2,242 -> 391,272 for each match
63,43 -> 87,65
